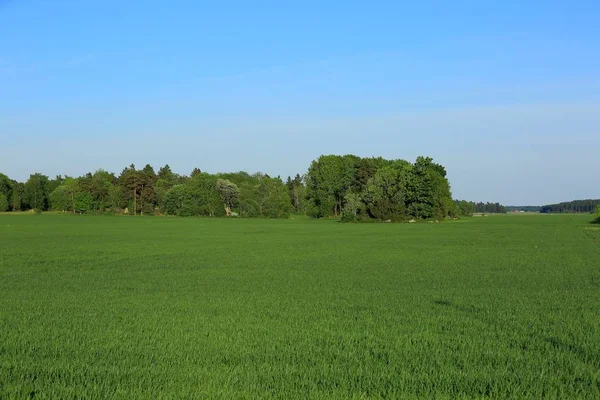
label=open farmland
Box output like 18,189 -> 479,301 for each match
0,214 -> 599,398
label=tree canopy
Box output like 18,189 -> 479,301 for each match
0,154 -> 507,221
540,200 -> 600,214
306,155 -> 455,221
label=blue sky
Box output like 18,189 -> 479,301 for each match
1,0 -> 599,205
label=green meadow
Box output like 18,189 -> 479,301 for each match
1,214 -> 599,399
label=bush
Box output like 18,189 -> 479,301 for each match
340,208 -> 358,223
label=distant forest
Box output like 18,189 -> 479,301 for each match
0,155 -> 476,221
2,155 -> 592,221
0,155 -> 470,222
454,201 -> 507,215
540,200 -> 600,214
506,206 -> 541,212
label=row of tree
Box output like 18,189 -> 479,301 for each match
1,155 -> 472,221
540,199 -> 600,214
505,205 -> 541,212
0,166 -> 292,218
453,200 -> 507,216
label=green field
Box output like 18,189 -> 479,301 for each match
1,214 -> 599,399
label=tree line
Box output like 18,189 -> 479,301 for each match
0,155 -> 489,221
0,166 -> 292,218
506,205 -> 541,212
454,201 -> 507,216
540,199 -> 600,214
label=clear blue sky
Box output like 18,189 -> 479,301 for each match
1,0 -> 599,205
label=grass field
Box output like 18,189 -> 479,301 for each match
1,214 -> 599,398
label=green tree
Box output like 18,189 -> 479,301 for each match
83,170 -> 115,211
47,175 -> 65,195
0,192 -> 8,212
287,174 -> 306,214
258,176 -> 291,218
62,177 -> 79,213
216,179 -> 239,216
341,192 -> 363,222
188,174 -> 224,216
364,165 -> 407,221
24,173 -> 50,210
456,200 -> 476,217
158,164 -> 175,182
75,192 -> 93,213
163,173 -> 224,217
191,167 -> 202,177
0,173 -> 13,203
163,184 -> 194,216
155,179 -> 173,212
405,157 -> 452,219
306,155 -> 355,218
118,164 -> 140,215
49,185 -> 72,212
108,185 -> 124,211
50,177 -> 86,213
595,205 -> 600,222
10,182 -> 24,211
139,164 -> 158,215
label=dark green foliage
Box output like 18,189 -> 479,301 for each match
108,184 -> 124,210
455,200 -> 507,215
49,185 -> 71,212
10,182 -> 24,211
163,174 -> 224,217
541,199 -> 600,214
0,173 -> 13,202
74,192 -> 93,213
506,205 -> 541,212
257,176 -> 291,218
306,155 -> 356,218
364,166 -> 406,221
1,153 -> 456,220
216,172 -> 291,218
162,184 -> 194,216
190,167 -> 202,177
47,175 -> 64,195
307,155 -> 453,221
340,192 -> 362,222
23,173 -> 50,211
286,174 -> 306,214
118,164 -> 141,215
0,193 -> 8,212
216,179 -> 239,216
455,200 -> 477,216
158,164 -> 175,181
0,214 -> 599,398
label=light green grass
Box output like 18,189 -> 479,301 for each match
1,214 -> 599,398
